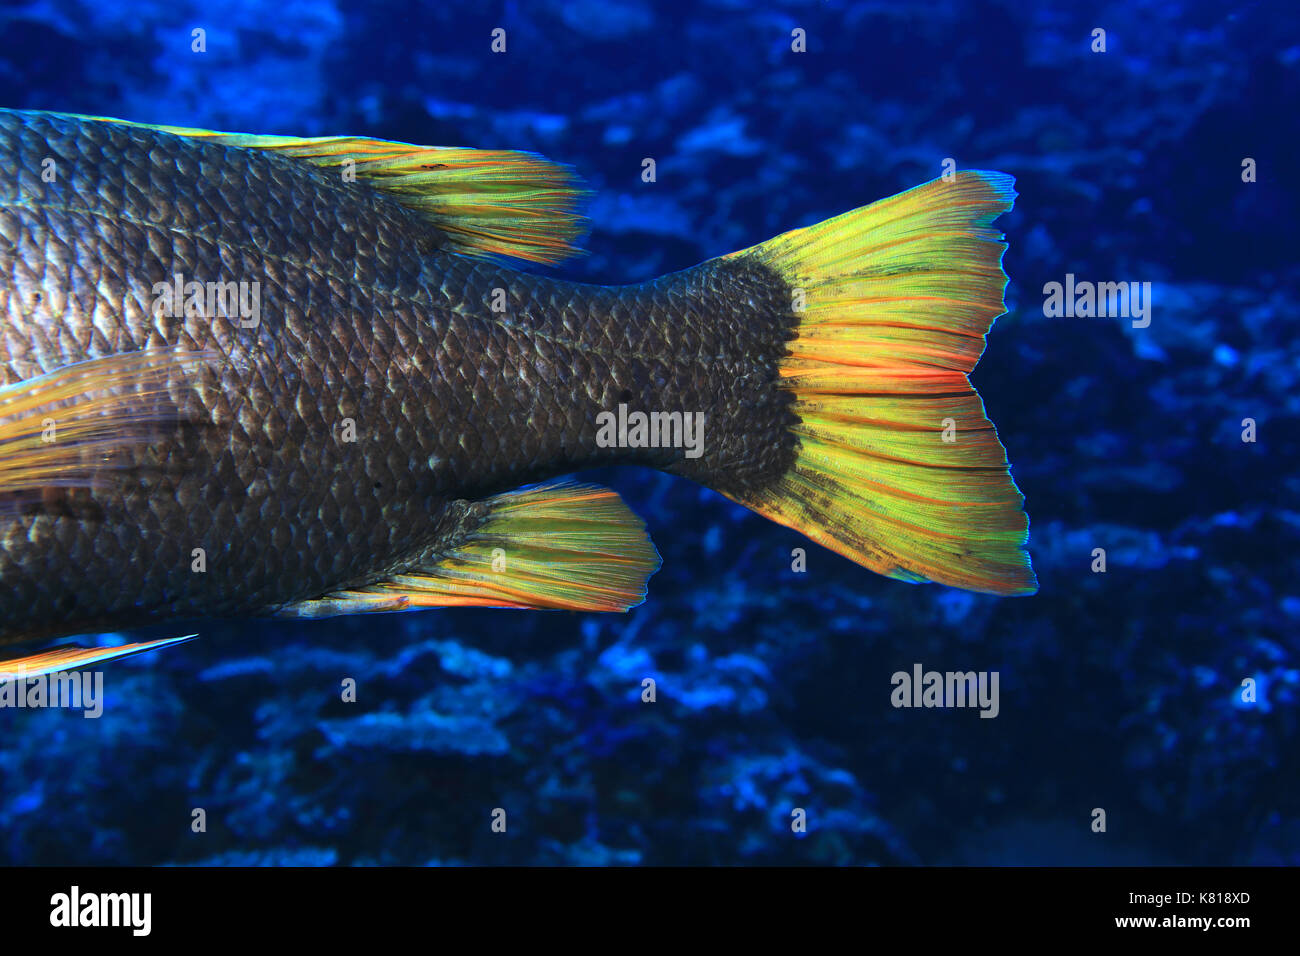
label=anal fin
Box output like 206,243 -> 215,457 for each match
277,482 -> 661,617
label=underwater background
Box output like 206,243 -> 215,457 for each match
0,0 -> 1296,866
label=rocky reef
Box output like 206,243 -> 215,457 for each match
0,0 -> 1295,865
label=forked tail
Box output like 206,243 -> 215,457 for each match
714,170 -> 1036,596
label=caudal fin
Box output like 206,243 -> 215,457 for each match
721,170 -> 1036,596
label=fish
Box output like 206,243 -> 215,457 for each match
0,108 -> 1035,674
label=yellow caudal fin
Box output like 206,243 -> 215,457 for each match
724,170 -> 1036,596
0,348 -> 214,510
50,110 -> 589,266
277,481 -> 661,617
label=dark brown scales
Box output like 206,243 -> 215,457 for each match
0,110 -> 796,643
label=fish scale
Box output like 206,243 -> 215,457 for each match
0,109 -> 799,644
0,108 -> 1038,665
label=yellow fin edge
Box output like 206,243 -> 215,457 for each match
726,171 -> 1037,596
277,481 -> 661,617
0,347 -> 217,507
40,109 -> 590,266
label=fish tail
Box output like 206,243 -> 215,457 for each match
702,170 -> 1036,595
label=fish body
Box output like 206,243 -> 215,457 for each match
0,108 -> 1035,656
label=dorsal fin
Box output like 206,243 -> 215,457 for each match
48,110 -> 589,266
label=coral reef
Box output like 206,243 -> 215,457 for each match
0,0 -> 1295,864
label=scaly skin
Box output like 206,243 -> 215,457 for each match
0,109 -> 796,643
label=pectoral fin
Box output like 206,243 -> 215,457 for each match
277,482 -> 661,618
0,348 -> 215,511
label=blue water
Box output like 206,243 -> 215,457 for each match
1,0 -> 1296,865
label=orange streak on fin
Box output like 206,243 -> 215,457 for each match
723,171 -> 1036,596
0,347 -> 217,511
0,634 -> 197,679
276,481 -> 661,618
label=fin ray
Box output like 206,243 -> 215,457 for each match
724,171 -> 1036,596
49,111 -> 589,266
0,635 -> 196,679
0,348 -> 216,510
277,481 -> 660,617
